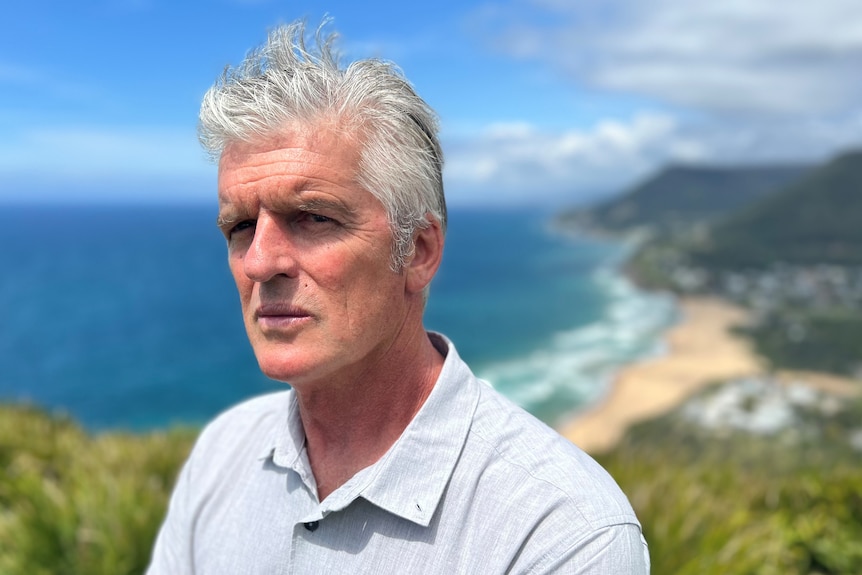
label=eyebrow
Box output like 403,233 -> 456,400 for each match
214,195 -> 355,229
215,213 -> 237,229
296,196 -> 354,217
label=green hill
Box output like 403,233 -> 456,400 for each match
561,164 -> 810,232
693,150 -> 862,269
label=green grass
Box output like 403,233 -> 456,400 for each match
597,398 -> 862,575
0,404 -> 196,575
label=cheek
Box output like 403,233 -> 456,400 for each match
305,250 -> 355,288
229,257 -> 254,301
308,256 -> 384,318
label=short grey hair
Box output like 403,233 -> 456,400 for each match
199,20 -> 446,271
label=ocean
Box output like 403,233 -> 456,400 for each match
0,204 -> 675,430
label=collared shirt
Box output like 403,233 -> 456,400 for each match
148,334 -> 649,574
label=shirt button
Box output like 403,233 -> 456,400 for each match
304,521 -> 319,532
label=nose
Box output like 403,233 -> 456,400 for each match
242,212 -> 299,282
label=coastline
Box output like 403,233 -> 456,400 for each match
559,296 -> 763,453
559,294 -> 861,454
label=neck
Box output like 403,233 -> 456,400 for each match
295,328 -> 444,501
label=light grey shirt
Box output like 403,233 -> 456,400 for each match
148,334 -> 649,574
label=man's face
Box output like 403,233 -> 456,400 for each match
217,124 -> 413,387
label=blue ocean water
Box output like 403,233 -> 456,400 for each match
0,204 -> 674,430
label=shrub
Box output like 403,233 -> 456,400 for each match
598,402 -> 862,574
0,404 -> 196,575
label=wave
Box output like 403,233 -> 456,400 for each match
477,263 -> 677,425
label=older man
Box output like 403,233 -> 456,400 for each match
148,21 -> 649,574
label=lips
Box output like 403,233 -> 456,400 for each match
254,304 -> 313,330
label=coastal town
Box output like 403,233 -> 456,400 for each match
641,252 -> 862,317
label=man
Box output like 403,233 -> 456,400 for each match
148,20 -> 649,574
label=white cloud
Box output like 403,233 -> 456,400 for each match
481,0 -> 862,118
442,101 -> 862,206
459,0 -> 862,198
443,112 -> 704,204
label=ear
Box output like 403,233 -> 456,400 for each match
405,218 -> 444,295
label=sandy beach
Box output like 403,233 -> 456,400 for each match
560,296 -> 764,453
561,296 -> 862,454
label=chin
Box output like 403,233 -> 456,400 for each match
257,361 -> 302,384
248,336 -> 310,382
255,350 -> 319,385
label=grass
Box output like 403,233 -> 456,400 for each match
0,404 -> 196,575
597,395 -> 862,575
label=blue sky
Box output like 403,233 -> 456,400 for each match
3,0 -> 862,206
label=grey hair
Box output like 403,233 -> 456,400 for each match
199,20 -> 446,271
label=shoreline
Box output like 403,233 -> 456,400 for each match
559,296 -> 763,453
559,295 -> 861,454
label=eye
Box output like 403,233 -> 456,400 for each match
300,212 -> 337,226
229,219 -> 256,237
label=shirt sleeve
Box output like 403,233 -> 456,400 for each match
146,458 -> 196,575
531,523 -> 650,574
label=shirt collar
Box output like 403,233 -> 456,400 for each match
263,333 -> 481,527
354,333 -> 480,526
265,391 -> 317,491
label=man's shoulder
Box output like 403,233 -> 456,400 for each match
465,382 -> 638,528
204,389 -> 292,432
189,390 -> 293,463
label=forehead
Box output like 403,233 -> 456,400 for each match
217,124 -> 373,211
219,124 -> 357,185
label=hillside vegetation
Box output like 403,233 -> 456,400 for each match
560,164 -> 808,232
598,391 -> 862,575
692,150 -> 862,269
0,404 -> 196,575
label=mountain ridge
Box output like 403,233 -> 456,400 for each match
560,162 -> 812,233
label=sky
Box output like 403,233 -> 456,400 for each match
2,0 -> 862,207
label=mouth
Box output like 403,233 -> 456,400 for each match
254,304 -> 313,330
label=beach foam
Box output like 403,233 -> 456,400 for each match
479,264 -> 676,424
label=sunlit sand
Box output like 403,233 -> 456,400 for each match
561,297 -> 764,453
